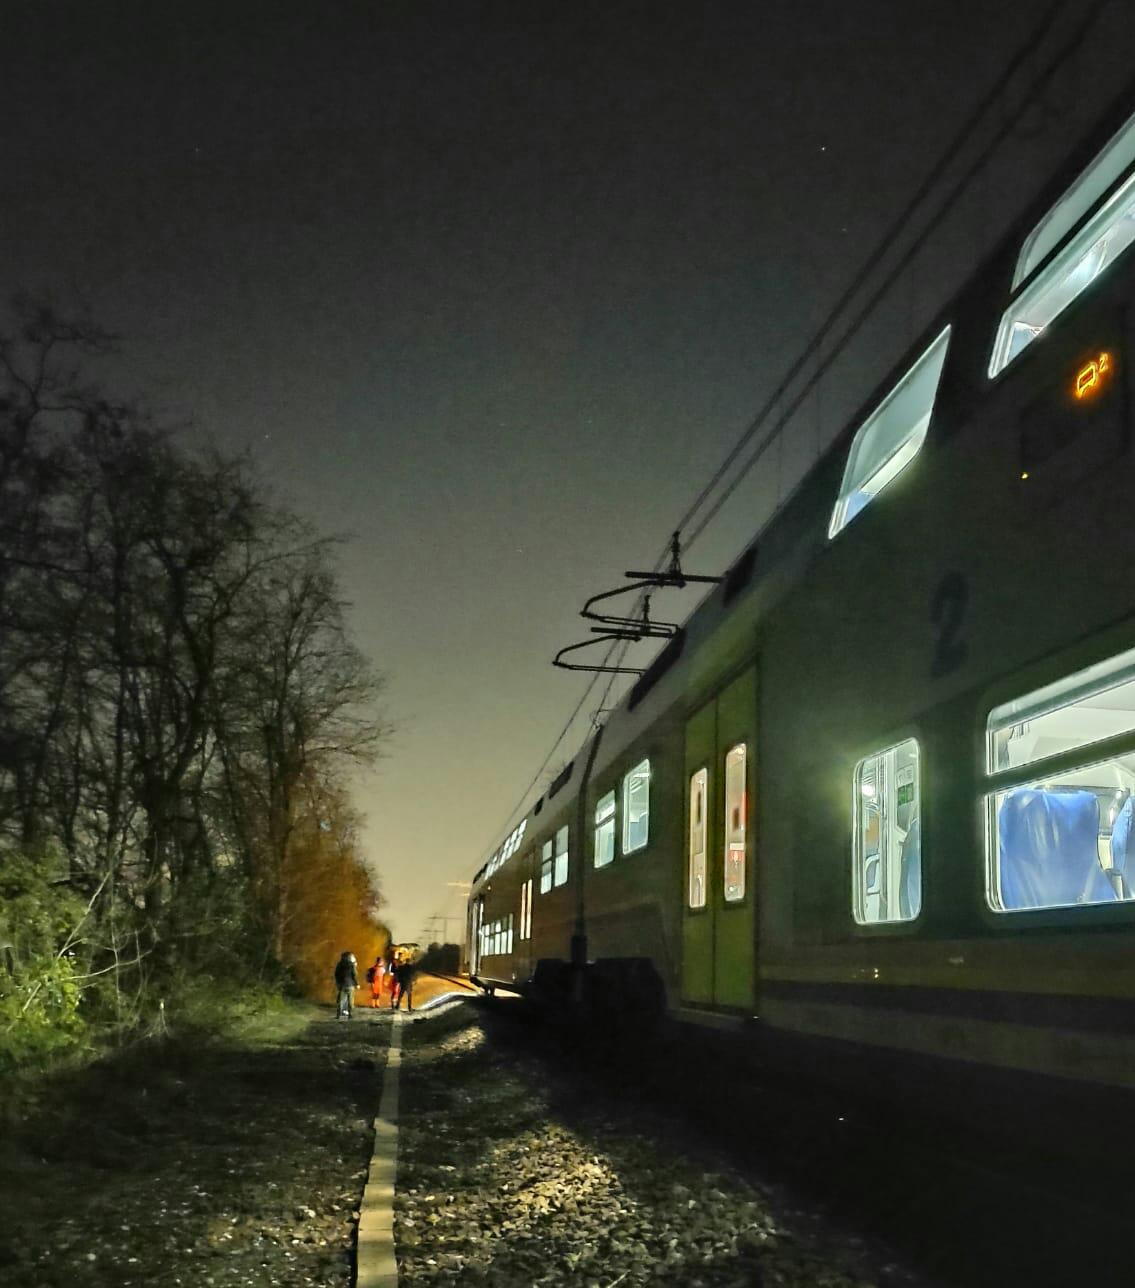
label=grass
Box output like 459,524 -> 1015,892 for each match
0,999 -> 389,1287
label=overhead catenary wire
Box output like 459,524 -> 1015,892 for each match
680,0 -> 1111,554
613,1 -> 1093,620
666,0 -> 1071,551
469,634 -> 623,869
473,0 -> 1112,869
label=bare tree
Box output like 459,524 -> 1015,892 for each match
0,300 -> 390,1055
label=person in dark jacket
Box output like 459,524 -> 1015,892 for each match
392,949 -> 418,1013
334,951 -> 358,1019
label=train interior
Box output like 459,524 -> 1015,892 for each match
988,649 -> 1135,909
855,739 -> 921,925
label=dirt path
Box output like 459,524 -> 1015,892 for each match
0,1002 -> 389,1287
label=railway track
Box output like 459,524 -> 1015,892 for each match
480,997 -> 1134,1287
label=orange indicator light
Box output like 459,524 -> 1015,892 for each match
1074,351 -> 1112,400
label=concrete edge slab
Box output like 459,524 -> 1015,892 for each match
412,991 -> 476,1016
356,1013 -> 403,1287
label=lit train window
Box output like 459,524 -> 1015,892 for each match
485,817 -> 529,880
519,878 -> 532,940
540,839 -> 553,893
828,327 -> 951,538
985,646 -> 1135,911
554,825 -> 569,886
990,107 -> 1135,376
853,739 -> 921,924
622,759 -> 651,854
688,768 -> 708,909
484,918 -> 504,956
723,745 -> 747,902
987,644 -> 1135,772
486,916 -> 512,956
594,790 -> 616,868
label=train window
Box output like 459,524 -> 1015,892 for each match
622,759 -> 651,854
594,790 -> 616,868
689,768 -> 708,909
990,107 -> 1135,377
519,879 -> 532,940
554,825 -> 569,886
540,839 -> 553,894
853,739 -> 921,924
985,647 -> 1135,910
482,917 -> 512,957
987,644 -> 1135,773
828,326 -> 951,538
723,745 -> 747,902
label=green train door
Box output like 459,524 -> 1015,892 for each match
680,666 -> 757,1010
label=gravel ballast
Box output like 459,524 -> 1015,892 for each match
395,1005 -> 925,1287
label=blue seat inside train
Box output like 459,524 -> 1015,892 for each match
997,787 -> 1116,909
1110,796 -> 1134,897
898,816 -> 921,919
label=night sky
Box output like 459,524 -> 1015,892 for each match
4,1 -> 1132,943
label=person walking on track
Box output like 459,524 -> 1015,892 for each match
334,951 -> 358,1019
392,949 -> 418,1014
366,955 -> 386,1008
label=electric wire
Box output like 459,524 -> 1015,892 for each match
581,5 -> 1097,738
681,0 -> 1109,554
470,635 -> 621,869
666,0 -> 1070,553
472,0 -> 1111,871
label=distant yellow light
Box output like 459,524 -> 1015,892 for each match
1020,471 -> 1029,480
1074,351 -> 1112,400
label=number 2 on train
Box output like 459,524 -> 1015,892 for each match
931,571 -> 968,678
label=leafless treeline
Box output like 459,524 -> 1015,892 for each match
0,300 -> 388,1052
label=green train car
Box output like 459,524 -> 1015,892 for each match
467,94 -> 1135,1129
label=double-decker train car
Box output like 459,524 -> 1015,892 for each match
467,93 -> 1135,1134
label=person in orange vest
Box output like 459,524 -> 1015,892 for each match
366,956 -> 386,1008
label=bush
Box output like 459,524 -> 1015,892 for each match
0,852 -> 88,1070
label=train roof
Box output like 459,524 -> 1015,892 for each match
470,84 -> 1135,894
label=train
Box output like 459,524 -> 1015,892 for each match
465,89 -> 1135,1139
